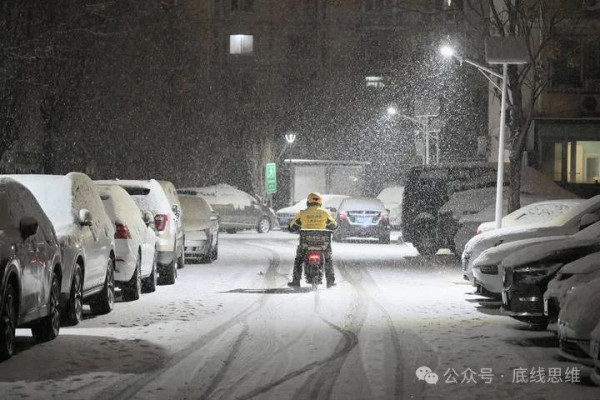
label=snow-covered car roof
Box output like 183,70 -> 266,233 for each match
96,184 -> 144,224
0,178 -> 56,247
179,184 -> 257,210
96,179 -> 172,215
475,199 -> 584,233
276,194 -> 349,215
339,197 -> 386,212
179,194 -> 213,222
559,277 -> 600,333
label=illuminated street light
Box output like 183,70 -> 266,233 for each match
387,106 -> 397,116
284,132 -> 297,144
439,39 -> 528,229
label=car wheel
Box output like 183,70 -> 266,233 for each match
32,272 -> 60,343
123,255 -> 142,302
177,253 -> 185,269
210,237 -> 219,261
378,233 -> 391,244
62,263 -> 84,326
226,229 -> 237,234
0,280 -> 17,361
414,236 -> 437,255
257,217 -> 270,233
142,250 -> 158,293
90,258 -> 115,315
158,260 -> 176,285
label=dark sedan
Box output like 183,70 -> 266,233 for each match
333,198 -> 391,244
502,243 -> 600,329
0,179 -> 62,360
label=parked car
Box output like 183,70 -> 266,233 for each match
376,186 -> 404,230
0,178 -> 62,360
590,321 -> 600,385
498,221 -> 600,328
96,179 -> 183,285
462,194 -> 600,284
477,199 -> 583,234
557,278 -> 600,366
97,184 -> 158,300
401,163 -> 497,255
276,194 -> 349,229
9,173 -> 116,326
157,180 -> 185,269
333,197 -> 391,243
179,193 -> 219,263
178,184 -> 278,234
544,252 -> 600,326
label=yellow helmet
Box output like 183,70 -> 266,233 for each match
307,192 -> 323,206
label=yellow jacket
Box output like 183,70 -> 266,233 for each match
289,205 -> 338,231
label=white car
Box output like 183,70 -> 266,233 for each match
590,321 -> 600,386
557,278 -> 600,366
462,194 -> 600,284
9,173 -> 116,325
97,184 -> 158,300
476,199 -> 583,234
376,186 -> 403,228
179,194 -> 220,263
276,194 -> 349,229
544,252 -> 600,325
158,180 -> 186,269
474,219 -> 600,295
97,179 -> 183,285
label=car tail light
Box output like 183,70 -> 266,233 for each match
308,251 -> 322,264
339,213 -> 348,221
476,228 -> 482,235
380,214 -> 388,222
154,214 -> 169,231
115,223 -> 132,239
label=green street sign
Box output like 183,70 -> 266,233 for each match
266,163 -> 277,194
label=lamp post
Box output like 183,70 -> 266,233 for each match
387,106 -> 439,165
440,40 -> 528,229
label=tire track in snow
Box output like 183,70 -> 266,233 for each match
92,242 -> 286,400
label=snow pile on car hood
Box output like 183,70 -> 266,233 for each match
559,252 -> 600,274
559,278 -> 600,334
182,184 -> 256,210
473,235 -> 567,266
501,237 -> 599,268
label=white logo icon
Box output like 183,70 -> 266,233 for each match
416,366 -> 438,385
416,366 -> 432,380
424,372 -> 439,385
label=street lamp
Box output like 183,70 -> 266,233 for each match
440,39 -> 528,229
386,106 -> 439,165
284,133 -> 297,145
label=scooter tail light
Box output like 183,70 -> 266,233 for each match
308,251 -> 322,264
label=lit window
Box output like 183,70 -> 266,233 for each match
365,76 -> 385,88
230,34 -> 253,55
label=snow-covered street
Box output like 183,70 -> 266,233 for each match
1,231 -> 598,400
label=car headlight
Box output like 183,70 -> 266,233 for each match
478,265 -> 498,275
514,263 -> 563,279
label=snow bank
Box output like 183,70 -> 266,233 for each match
181,184 -> 256,210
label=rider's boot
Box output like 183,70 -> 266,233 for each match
287,280 -> 300,288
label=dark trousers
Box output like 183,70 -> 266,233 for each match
293,246 -> 334,284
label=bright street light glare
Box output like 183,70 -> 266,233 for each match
387,106 -> 397,116
440,45 -> 455,58
284,133 -> 297,144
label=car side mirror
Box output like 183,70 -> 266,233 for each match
329,208 -> 337,213
142,211 -> 154,227
19,217 -> 39,240
79,209 -> 93,226
210,211 -> 220,221
172,205 -> 181,218
580,213 -> 600,229
386,209 -> 390,214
